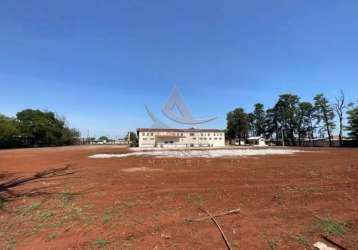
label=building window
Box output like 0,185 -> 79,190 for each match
209,138 -> 212,140
190,133 -> 194,136
151,133 -> 153,136
143,138 -> 147,140
142,132 -> 145,136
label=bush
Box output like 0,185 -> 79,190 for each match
0,110 -> 80,149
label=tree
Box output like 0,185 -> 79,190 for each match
125,131 -> 138,147
252,103 -> 266,137
346,105 -> 358,140
247,113 -> 255,137
226,108 -> 249,145
226,111 -> 236,143
296,102 -> 315,146
16,109 -> 80,147
273,94 -> 300,145
265,108 -> 279,143
0,114 -> 20,148
334,90 -> 346,146
314,94 -> 336,146
98,136 -> 109,141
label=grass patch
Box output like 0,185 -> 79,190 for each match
47,232 -> 58,241
319,217 -> 347,237
63,206 -> 83,222
94,238 -> 109,248
38,210 -> 53,222
295,234 -> 308,246
83,204 -> 95,209
186,193 -> 203,206
21,202 -> 41,215
267,238 -> 279,250
285,186 -> 321,193
6,239 -> 17,250
102,212 -> 111,225
61,190 -> 76,204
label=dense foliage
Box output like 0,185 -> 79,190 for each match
124,131 -> 138,147
0,109 -> 80,149
227,92 -> 357,146
346,106 -> 358,140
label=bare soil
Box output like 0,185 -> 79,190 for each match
0,145 -> 357,250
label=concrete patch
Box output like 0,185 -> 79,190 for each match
89,148 -> 302,159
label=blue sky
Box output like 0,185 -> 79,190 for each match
1,0 -> 358,138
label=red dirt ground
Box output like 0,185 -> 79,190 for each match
0,146 -> 357,250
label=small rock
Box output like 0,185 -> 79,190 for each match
160,233 -> 171,239
314,242 -> 336,250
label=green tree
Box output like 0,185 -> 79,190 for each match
273,94 -> 300,145
247,113 -> 255,137
346,105 -> 358,140
252,103 -> 266,137
0,114 -> 20,148
297,102 -> 315,146
98,136 -> 109,141
314,94 -> 336,146
16,109 -> 79,147
226,108 -> 249,145
125,131 -> 138,147
265,108 -> 279,143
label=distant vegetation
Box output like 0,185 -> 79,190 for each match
0,109 -> 80,149
124,132 -> 138,147
226,91 -> 358,146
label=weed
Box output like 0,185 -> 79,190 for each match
47,232 -> 58,241
319,217 -> 346,236
38,211 -> 53,222
102,212 -> 111,225
5,239 -> 17,250
295,234 -> 308,245
186,193 -> 203,205
286,186 -> 321,193
267,238 -> 279,250
22,202 -> 41,215
63,207 -> 83,222
61,190 -> 75,204
84,204 -> 95,209
122,201 -> 136,208
94,238 -> 109,248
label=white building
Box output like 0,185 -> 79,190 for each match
247,136 -> 267,146
137,128 -> 225,148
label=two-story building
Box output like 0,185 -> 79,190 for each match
137,128 -> 225,148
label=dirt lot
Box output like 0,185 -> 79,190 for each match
0,146 -> 357,250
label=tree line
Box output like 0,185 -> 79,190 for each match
226,91 -> 358,146
0,109 -> 80,149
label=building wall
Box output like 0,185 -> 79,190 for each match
138,130 -> 225,148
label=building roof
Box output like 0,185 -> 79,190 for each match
137,128 -> 224,133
